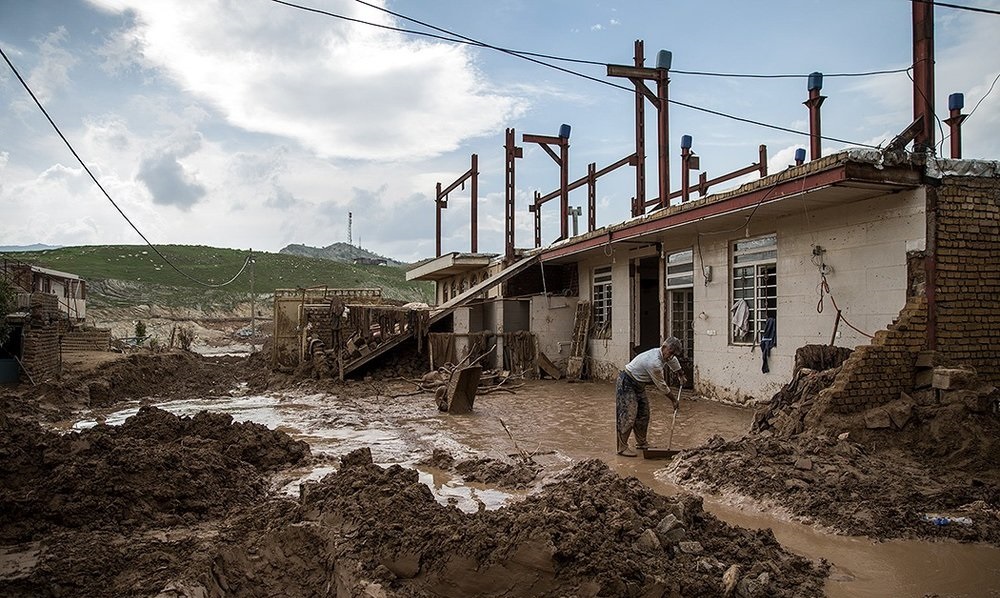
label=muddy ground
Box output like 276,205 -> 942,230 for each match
1,350 -> 830,597
1,342 -> 998,597
667,363 -> 1000,547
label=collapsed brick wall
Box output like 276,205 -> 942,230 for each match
820,296 -> 927,413
934,176 -> 1000,387
817,172 -> 999,414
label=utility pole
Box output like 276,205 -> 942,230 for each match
348,212 -> 353,246
249,249 -> 255,337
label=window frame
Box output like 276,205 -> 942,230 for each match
591,265 -> 613,338
730,234 -> 777,346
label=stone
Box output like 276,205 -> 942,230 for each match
635,529 -> 661,552
784,478 -> 810,490
915,350 -> 939,368
678,541 -> 704,554
721,565 -> 740,597
655,514 -> 686,545
793,457 -> 813,471
932,367 -> 977,390
837,432 -> 850,441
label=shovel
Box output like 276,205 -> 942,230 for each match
642,383 -> 683,460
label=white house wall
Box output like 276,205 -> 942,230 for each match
693,188 -> 926,404
575,188 -> 926,405
529,295 -> 578,370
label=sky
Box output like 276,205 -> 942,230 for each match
1,0 -> 998,263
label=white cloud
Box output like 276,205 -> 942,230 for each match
25,27 -> 77,105
84,0 -> 524,161
610,19 -> 620,26
590,24 -> 603,31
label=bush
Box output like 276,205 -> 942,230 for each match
134,320 -> 147,340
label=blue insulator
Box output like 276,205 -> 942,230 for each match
656,50 -> 672,70
808,72 -> 823,91
949,93 -> 965,111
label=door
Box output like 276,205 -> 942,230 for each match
665,249 -> 695,387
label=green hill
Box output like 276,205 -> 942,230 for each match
4,245 -> 432,310
279,242 -> 402,266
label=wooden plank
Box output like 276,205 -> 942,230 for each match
446,365 -> 481,414
537,351 -> 563,380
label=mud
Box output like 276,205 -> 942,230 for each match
164,448 -> 827,598
419,448 -> 541,489
668,360 -> 1000,546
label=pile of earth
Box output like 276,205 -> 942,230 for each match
419,448 -> 541,490
0,351 -> 251,425
0,406 -> 309,543
163,448 -> 828,597
667,346 -> 1000,545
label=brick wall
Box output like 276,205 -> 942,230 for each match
821,296 -> 927,413
817,173 -> 999,413
61,328 -> 112,352
933,176 -> 1000,387
21,323 -> 60,382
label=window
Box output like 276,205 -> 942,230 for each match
592,265 -> 613,336
731,234 -> 777,344
665,249 -> 694,289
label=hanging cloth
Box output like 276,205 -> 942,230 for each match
731,299 -> 750,339
760,317 -> 777,373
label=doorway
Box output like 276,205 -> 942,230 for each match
633,256 -> 660,356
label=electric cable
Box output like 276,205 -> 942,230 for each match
272,0 -> 882,148
912,0 -> 1000,16
0,45 -> 251,289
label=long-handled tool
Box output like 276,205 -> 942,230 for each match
642,383 -> 683,460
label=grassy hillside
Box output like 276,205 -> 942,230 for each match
5,245 -> 433,309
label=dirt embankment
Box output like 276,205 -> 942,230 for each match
668,347 -> 1000,546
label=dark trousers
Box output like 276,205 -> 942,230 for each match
616,371 -> 649,452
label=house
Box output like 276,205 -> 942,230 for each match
409,152 -> 998,407
3,262 -> 88,321
2,259 -> 107,383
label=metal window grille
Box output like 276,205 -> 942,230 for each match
731,234 -> 777,344
592,266 -> 613,327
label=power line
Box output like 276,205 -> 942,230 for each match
0,44 -> 251,289
912,0 -> 1000,16
272,0 -> 879,148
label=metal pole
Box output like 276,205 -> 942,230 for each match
249,248 -> 255,336
560,139 -> 569,240
634,40 -> 646,217
435,182 -> 443,257
656,72 -> 670,210
471,153 -> 478,253
913,0 -> 935,153
587,162 -> 597,232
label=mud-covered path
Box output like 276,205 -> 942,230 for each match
72,378 -> 1000,597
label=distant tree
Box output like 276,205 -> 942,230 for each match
134,320 -> 147,340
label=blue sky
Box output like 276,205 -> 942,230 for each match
2,0 -> 998,261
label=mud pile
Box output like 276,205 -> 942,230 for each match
182,448 -> 828,598
670,346 -> 1000,545
419,448 -> 541,489
0,406 -> 309,543
82,352 -> 246,407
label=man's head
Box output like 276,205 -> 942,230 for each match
660,336 -> 683,360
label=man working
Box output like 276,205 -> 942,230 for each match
616,336 -> 687,457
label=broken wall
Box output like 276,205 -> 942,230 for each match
812,172 -> 1000,414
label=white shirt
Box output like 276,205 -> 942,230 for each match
625,347 -> 681,394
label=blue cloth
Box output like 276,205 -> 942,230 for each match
760,317 -> 777,373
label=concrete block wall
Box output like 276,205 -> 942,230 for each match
934,177 -> 1000,387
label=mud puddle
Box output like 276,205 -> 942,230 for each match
69,379 -> 1000,596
